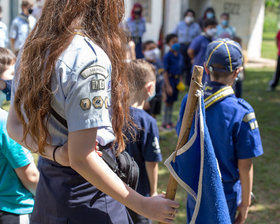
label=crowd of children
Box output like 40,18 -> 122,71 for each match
0,2 -> 265,224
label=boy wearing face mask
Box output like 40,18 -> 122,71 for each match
10,0 -> 36,55
216,13 -> 236,39
125,60 -> 162,224
188,19 -> 217,84
162,34 -> 183,130
142,40 -> 164,118
173,9 -> 201,86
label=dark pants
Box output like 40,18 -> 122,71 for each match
269,55 -> 280,89
0,211 -> 30,224
180,43 -> 192,86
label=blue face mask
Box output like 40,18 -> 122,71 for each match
206,12 -> 214,19
171,43 -> 180,52
1,79 -> 12,101
221,20 -> 229,27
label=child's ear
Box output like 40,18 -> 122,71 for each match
145,81 -> 155,96
234,67 -> 243,79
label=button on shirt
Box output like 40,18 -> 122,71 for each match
10,14 -> 36,52
173,21 -> 201,44
126,17 -> 146,38
0,21 -> 8,48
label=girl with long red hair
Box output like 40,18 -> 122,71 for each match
7,0 -> 178,223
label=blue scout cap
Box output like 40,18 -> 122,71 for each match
205,38 -> 243,73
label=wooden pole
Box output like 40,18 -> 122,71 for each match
159,65 -> 203,224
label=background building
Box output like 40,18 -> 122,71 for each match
125,0 -> 265,60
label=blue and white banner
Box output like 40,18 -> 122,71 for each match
165,91 -> 231,224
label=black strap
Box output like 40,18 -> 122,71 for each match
50,107 -> 118,171
50,107 -> 68,128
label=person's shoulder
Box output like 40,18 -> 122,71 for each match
57,35 -> 110,73
192,22 -> 200,29
131,107 -> 156,124
237,98 -> 255,113
277,30 -> 280,39
29,15 -> 37,24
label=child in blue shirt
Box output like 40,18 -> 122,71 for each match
177,39 -> 263,223
125,60 -> 162,224
142,40 -> 164,118
188,19 -> 217,84
162,34 -> 183,129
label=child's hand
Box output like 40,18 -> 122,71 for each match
234,203 -> 249,224
166,85 -> 173,96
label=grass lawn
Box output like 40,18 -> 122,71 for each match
262,32 -> 277,60
157,67 -> 280,223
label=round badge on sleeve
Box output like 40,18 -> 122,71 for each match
80,98 -> 91,110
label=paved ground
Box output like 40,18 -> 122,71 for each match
245,57 -> 276,68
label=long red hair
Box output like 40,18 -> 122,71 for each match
14,0 -> 130,154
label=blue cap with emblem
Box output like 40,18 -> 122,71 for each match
205,38 -> 243,73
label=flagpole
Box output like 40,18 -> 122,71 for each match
159,65 -> 203,224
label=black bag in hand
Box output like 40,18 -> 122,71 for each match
100,146 -> 139,190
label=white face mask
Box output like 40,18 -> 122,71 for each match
184,16 -> 194,24
206,28 -> 217,37
144,48 -> 160,61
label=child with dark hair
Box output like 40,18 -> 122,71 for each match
188,19 -> 217,83
125,59 -> 162,224
142,40 -> 164,118
178,39 -> 263,223
216,13 -> 236,39
162,34 -> 183,129
0,48 -> 16,106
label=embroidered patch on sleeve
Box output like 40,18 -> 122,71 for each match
91,79 -> 105,91
92,96 -> 104,109
80,65 -> 108,79
80,98 -> 91,110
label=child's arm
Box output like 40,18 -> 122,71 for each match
7,103 -> 70,166
163,71 -> 173,96
145,161 -> 158,196
235,158 -> 253,224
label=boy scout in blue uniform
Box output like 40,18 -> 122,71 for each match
177,39 -> 263,223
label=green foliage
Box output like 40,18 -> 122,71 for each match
265,0 -> 280,7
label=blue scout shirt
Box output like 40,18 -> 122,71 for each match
0,109 -> 34,215
13,34 -> 132,224
173,21 -> 201,44
189,34 -> 211,68
126,107 -> 162,197
0,21 -> 8,48
163,51 -> 183,75
126,17 -> 146,38
177,81 -> 263,196
10,13 -> 36,52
